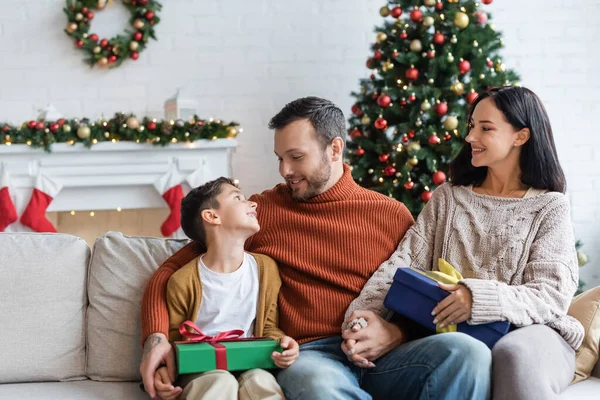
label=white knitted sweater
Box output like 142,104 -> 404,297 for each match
344,183 -> 584,350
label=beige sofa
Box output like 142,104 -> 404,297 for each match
0,232 -> 598,399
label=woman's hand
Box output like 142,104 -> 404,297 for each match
432,283 -> 473,328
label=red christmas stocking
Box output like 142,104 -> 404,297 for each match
20,172 -> 62,232
0,164 -> 18,231
154,165 -> 184,237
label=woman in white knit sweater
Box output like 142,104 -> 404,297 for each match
343,86 -> 584,400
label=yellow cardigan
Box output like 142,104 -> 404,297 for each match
166,253 -> 285,343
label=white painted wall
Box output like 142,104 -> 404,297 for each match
0,0 -> 598,287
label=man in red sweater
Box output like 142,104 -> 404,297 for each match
141,97 -> 491,399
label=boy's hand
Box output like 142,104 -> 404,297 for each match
271,336 -> 299,369
154,366 -> 182,400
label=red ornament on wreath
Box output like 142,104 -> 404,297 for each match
134,32 -> 143,41
356,148 -> 365,156
421,190 -> 433,202
100,39 -> 109,47
404,180 -> 415,190
108,55 -> 117,63
2,125 -> 9,133
482,0 -> 493,4
89,33 -> 98,42
410,9 -> 423,22
131,52 -> 139,60
147,121 -> 157,130
75,40 -> 83,48
50,123 -> 59,133
434,102 -> 448,117
405,67 -> 419,81
145,11 -> 155,20
458,60 -> 471,74
377,94 -> 392,108
432,171 -> 447,185
402,135 -> 409,143
28,121 -> 37,129
391,7 -> 402,18
87,12 -> 94,20
384,166 -> 397,177
466,91 -> 479,104
374,117 -> 388,130
433,32 -> 445,45
36,122 -> 45,130
379,153 -> 389,162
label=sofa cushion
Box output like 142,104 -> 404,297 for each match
0,380 -> 148,399
0,233 -> 89,383
568,286 -> 600,384
86,232 -> 189,381
559,376 -> 600,399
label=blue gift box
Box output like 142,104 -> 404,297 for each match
383,267 -> 510,349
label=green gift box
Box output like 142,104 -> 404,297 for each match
175,339 -> 282,374
175,321 -> 283,375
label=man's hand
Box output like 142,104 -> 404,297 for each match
140,333 -> 181,399
154,367 -> 181,400
272,336 -> 299,369
341,310 -> 405,368
432,283 -> 473,328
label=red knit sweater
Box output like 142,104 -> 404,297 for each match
141,164 -> 414,345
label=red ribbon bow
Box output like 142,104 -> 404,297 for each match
178,321 -> 245,370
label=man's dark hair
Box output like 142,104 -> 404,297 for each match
450,86 -> 566,193
268,96 -> 346,150
180,177 -> 235,246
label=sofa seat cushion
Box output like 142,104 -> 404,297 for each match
560,376 -> 600,399
86,232 -> 189,381
0,380 -> 148,399
0,233 -> 89,383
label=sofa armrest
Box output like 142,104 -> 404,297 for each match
593,359 -> 600,379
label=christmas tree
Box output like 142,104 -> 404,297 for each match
347,0 -> 519,216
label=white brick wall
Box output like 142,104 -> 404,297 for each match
0,0 -> 598,287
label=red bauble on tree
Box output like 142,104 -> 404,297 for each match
391,7 -> 402,18
434,102 -> 448,117
428,135 -> 441,145
458,60 -> 471,74
400,31 -> 408,40
482,0 -> 493,4
392,50 -> 399,58
379,153 -> 389,162
2,125 -> 9,132
404,180 -> 415,190
350,129 -> 361,139
371,92 -> 379,100
373,50 -> 383,60
407,129 -> 416,138
408,93 -> 416,102
466,91 -> 479,104
421,190 -> 433,202
355,147 -> 365,156
352,104 -> 363,116
405,67 -> 419,81
374,117 -> 388,130
433,32 -> 445,45
377,94 -> 392,108
427,50 -> 435,59
384,166 -> 397,177
436,1 -> 443,10
410,9 -> 423,22
487,59 -> 494,67
432,171 -> 447,185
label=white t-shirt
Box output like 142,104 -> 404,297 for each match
195,252 -> 259,338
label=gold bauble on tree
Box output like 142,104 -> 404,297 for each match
379,6 -> 390,17
63,124 -> 72,133
424,0 -> 436,6
77,125 -> 91,139
443,116 -> 459,131
423,16 -> 435,27
421,100 -> 432,111
451,81 -> 465,95
126,117 -> 140,129
376,32 -> 388,43
454,12 -> 469,29
410,39 -> 423,52
361,115 -> 371,125
495,62 -> 507,72
407,142 -> 421,155
409,156 -> 419,166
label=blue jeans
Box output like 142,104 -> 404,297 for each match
277,333 -> 491,400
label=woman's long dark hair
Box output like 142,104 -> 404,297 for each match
449,86 -> 566,193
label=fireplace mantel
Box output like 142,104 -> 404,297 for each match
1,140 -> 237,232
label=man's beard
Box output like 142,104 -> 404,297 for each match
288,158 -> 331,202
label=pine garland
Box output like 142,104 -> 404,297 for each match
0,114 -> 240,152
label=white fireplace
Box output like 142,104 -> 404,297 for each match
1,139 -> 237,235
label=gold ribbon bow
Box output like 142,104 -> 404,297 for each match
411,259 -> 463,333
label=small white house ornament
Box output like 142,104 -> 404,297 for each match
37,104 -> 63,121
164,89 -> 198,122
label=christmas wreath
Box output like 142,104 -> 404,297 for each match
63,0 -> 162,68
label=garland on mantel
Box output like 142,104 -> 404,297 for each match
0,114 -> 241,153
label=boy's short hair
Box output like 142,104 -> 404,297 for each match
180,177 -> 235,246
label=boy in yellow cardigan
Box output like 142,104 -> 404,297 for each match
154,177 -> 299,400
